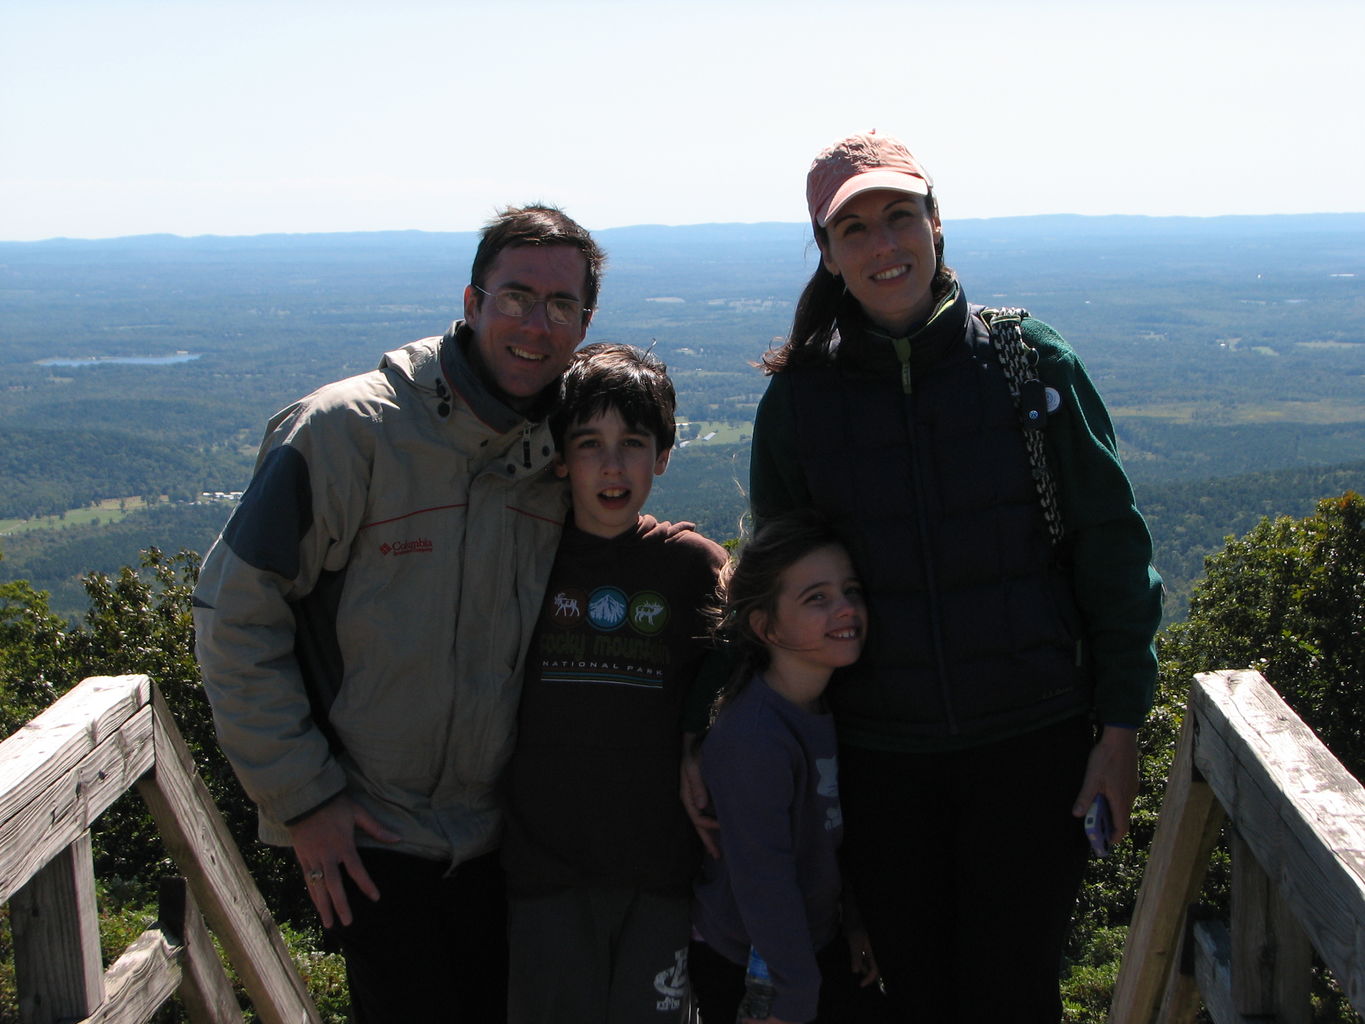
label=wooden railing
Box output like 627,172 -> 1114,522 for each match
0,675 -> 319,1024
1110,669 -> 1365,1023
8,669 -> 1363,1022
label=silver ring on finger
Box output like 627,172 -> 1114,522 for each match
307,869 -> 324,883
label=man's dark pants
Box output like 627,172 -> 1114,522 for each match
328,848 -> 508,1023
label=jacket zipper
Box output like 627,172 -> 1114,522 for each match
896,335 -> 959,735
893,337 -> 913,394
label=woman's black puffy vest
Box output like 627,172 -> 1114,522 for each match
788,294 -> 1093,750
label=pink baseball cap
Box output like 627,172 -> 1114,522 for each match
806,130 -> 933,229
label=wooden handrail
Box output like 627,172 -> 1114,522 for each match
13,669 -> 1362,1022
1110,669 -> 1365,1023
0,675 -> 319,1024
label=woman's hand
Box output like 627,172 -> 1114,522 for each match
1071,725 -> 1139,844
847,924 -> 881,986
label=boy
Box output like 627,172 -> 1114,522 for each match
501,343 -> 728,1024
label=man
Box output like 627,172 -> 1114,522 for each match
193,204 -> 605,1022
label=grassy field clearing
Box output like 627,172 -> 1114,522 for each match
678,421 -> 751,445
1109,400 -> 1365,426
0,496 -> 164,536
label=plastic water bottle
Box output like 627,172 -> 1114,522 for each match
737,946 -> 775,1021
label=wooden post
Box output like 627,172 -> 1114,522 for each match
1230,831 -> 1312,1022
1152,909 -> 1209,1024
9,831 -> 104,1024
159,876 -> 243,1023
137,689 -> 319,1024
1108,704 -> 1226,1024
1188,919 -> 1237,1022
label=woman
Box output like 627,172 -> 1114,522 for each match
748,130 -> 1163,1022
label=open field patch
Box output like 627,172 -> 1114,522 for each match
0,496 -> 164,536
1109,400 -> 1365,426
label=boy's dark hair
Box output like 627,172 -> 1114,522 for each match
709,509 -> 850,721
550,343 -> 677,452
470,203 -> 607,314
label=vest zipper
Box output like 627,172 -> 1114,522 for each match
900,357 -> 958,736
522,425 -> 532,469
892,336 -> 913,394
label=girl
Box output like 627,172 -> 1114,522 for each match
747,130 -> 1164,1021
690,512 -> 878,1024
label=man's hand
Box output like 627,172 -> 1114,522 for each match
1071,725 -> 1140,845
288,794 -> 399,928
680,732 -> 721,859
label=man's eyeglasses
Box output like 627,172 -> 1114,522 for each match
473,286 -> 589,326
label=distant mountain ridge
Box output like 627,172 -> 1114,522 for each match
5,210 -> 1363,249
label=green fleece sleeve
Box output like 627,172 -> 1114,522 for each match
750,372 -> 813,527
1025,318 -> 1164,727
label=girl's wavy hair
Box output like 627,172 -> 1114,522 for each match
761,191 -> 954,374
708,509 -> 847,722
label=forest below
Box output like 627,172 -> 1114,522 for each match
1,213 -> 1363,621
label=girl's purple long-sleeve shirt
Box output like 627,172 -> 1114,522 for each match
692,678 -> 845,1023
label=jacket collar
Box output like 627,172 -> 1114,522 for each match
831,277 -> 969,375
439,321 -> 553,434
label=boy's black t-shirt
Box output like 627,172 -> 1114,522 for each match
501,514 -> 727,898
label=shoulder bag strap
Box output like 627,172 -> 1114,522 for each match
981,307 -> 1064,547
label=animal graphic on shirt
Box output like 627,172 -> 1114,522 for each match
629,590 -> 669,636
634,598 -> 664,627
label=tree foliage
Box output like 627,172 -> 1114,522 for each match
1162,490 -> 1365,777
0,574 -> 74,734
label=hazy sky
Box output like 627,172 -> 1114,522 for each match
3,0 -> 1362,241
